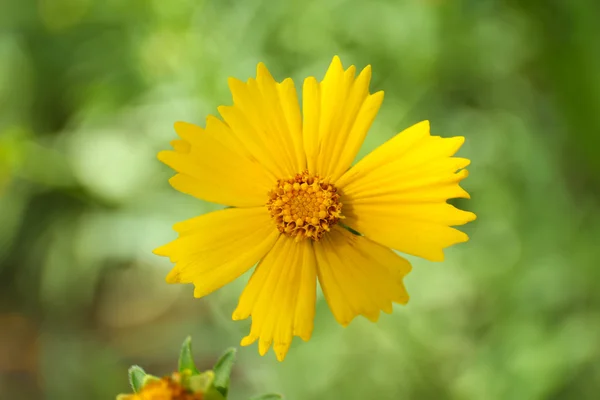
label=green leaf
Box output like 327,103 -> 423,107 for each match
178,336 -> 199,374
212,347 -> 237,397
204,387 -> 228,400
249,394 -> 284,400
128,365 -> 147,393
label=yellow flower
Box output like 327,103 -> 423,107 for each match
154,56 -> 476,361
119,375 -> 203,400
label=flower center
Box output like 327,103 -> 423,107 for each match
267,171 -> 343,241
133,375 -> 203,400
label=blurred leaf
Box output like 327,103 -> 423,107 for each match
212,347 -> 237,397
178,336 -> 199,374
250,394 -> 284,400
127,365 -> 146,393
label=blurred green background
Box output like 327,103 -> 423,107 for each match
2,0 -> 600,399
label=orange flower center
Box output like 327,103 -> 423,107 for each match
131,376 -> 203,400
267,171 -> 343,241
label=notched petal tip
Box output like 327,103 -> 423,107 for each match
365,311 -> 381,323
240,335 -> 257,347
256,62 -> 276,82
173,121 -> 188,131
152,243 -> 170,257
433,136 -> 467,158
274,342 -> 291,362
345,64 -> 357,76
457,169 -> 470,180
167,175 -> 185,192
231,308 -> 245,321
457,158 -> 472,169
292,321 -> 314,342
228,77 -> 245,99
192,285 -> 206,298
256,61 -> 267,72
336,317 -> 352,328
258,339 -> 272,356
194,282 -> 221,298
302,75 -> 319,91
371,90 -> 385,103
415,119 -> 431,134
169,139 -> 191,154
216,105 -> 238,124
427,250 -> 446,262
165,268 -> 181,284
326,55 -> 344,76
227,76 -> 244,87
455,135 -> 466,146
453,229 -> 470,244
464,211 -> 477,222
398,294 -> 410,305
294,331 -> 312,342
156,149 -> 172,162
454,185 -> 471,199
432,255 -> 445,262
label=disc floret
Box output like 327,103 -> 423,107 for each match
267,171 -> 343,241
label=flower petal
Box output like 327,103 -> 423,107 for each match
158,121 -> 274,207
302,56 -> 383,181
154,207 -> 279,298
169,139 -> 190,153
222,62 -> 305,178
233,236 -> 317,361
337,121 -> 476,262
314,226 -> 411,326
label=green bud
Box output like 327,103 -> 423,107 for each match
119,338 -> 268,400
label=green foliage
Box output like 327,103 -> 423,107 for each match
179,336 -> 200,375
212,348 -> 237,397
127,366 -> 147,393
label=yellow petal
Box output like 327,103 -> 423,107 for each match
302,76 -> 321,174
169,139 -> 190,153
302,56 -> 383,181
278,78 -> 305,173
338,121 -> 476,261
158,121 -> 273,207
154,207 -> 279,298
234,236 -> 317,361
314,226 -> 411,326
222,62 -> 305,178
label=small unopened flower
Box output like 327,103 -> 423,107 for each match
155,56 -> 476,361
117,338 -> 281,400
119,373 -> 203,400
